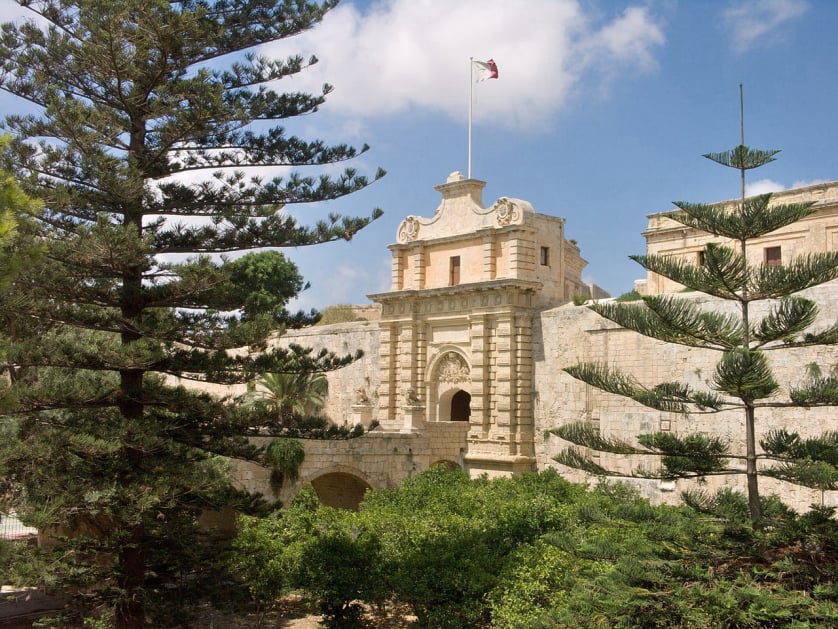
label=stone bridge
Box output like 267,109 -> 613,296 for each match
231,421 -> 470,510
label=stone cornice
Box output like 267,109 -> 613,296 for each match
388,222 -> 537,251
370,279 -> 542,317
368,278 -> 542,303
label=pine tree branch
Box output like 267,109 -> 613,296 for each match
703,145 -> 781,170
590,296 -> 741,350
631,243 -> 748,300
564,362 -> 729,413
751,252 -> 838,299
751,296 -> 818,346
553,447 -> 611,475
710,348 -> 779,402
668,196 -> 816,241
549,422 -> 644,454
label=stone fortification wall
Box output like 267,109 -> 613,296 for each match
533,281 -> 838,509
244,282 -> 837,511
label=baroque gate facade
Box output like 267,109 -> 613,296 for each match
369,172 -> 590,477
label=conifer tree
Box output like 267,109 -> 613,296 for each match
556,88 -> 838,525
0,136 -> 41,290
0,1 -> 382,626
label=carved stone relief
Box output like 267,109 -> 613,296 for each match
493,197 -> 520,226
435,352 -> 471,384
397,216 -> 420,242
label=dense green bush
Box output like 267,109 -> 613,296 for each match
356,467 -> 580,628
296,508 -> 383,628
230,488 -> 317,622
230,469 -> 838,628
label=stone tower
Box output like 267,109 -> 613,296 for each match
369,172 -> 589,476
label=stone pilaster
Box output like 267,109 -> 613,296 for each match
482,234 -> 496,281
468,315 -> 490,440
412,247 -> 425,289
513,312 -> 535,457
392,249 -> 404,290
377,324 -> 397,420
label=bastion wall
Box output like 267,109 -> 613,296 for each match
273,280 -> 838,510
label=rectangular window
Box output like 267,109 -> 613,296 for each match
696,250 -> 706,266
540,246 -> 550,266
449,256 -> 461,285
764,246 -> 782,267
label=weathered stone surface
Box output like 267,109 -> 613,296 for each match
226,176 -> 838,511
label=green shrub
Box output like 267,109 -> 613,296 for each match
316,305 -> 362,326
297,508 -> 383,628
614,289 -> 642,301
488,541 -> 578,629
229,490 -> 318,616
264,438 -> 305,487
230,470 -> 838,629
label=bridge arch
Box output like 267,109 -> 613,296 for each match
297,464 -> 375,511
430,459 -> 462,470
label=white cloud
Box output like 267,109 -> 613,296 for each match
745,177 -> 826,196
290,261 -> 380,311
746,178 -> 785,195
2,0 -> 666,133
262,0 -> 665,131
722,0 -> 808,53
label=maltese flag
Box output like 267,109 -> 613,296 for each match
472,58 -> 499,81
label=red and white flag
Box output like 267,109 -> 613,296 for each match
472,58 -> 498,82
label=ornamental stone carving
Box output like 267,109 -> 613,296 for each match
405,387 -> 422,405
354,388 -> 370,404
397,216 -> 420,242
436,352 -> 471,384
494,197 -> 520,226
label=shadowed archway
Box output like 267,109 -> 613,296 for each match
310,472 -> 372,511
450,390 -> 471,421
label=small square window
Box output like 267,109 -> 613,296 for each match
764,246 -> 782,267
449,256 -> 461,285
540,246 -> 550,266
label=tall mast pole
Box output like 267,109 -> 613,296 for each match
468,57 -> 473,179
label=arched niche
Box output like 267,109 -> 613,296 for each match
426,349 -> 471,423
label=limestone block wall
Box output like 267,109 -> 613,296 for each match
227,423 -> 470,506
220,280 -> 838,512
533,281 -> 838,509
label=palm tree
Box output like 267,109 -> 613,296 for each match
252,371 -> 329,423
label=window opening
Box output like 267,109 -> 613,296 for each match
449,256 -> 461,285
764,246 -> 782,267
540,246 -> 550,266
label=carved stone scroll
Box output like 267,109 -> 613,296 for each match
494,197 -> 520,226
397,216 -> 420,242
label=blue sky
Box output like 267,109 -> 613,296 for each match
2,0 -> 837,310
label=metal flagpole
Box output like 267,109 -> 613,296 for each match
468,56 -> 473,179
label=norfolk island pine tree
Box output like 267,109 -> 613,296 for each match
0,1 -> 383,627
555,89 -> 838,526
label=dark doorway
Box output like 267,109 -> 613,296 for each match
451,390 -> 471,421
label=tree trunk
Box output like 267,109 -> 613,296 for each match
744,404 -> 762,526
115,524 -> 145,629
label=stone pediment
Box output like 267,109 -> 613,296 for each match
396,171 -> 533,244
